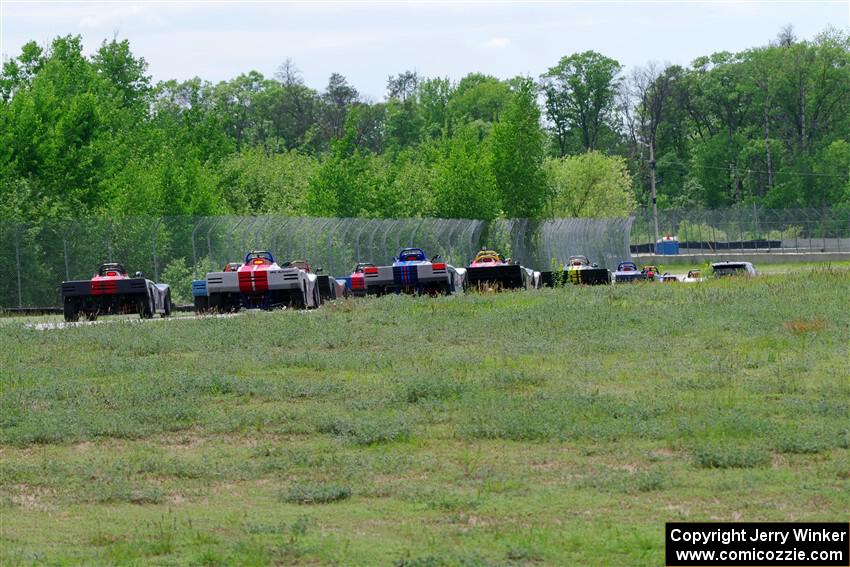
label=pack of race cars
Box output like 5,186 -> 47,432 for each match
60,249 -> 758,320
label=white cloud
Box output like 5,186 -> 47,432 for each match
482,37 -> 511,49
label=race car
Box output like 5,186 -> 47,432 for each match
192,261 -> 242,312
465,250 -> 539,290
641,265 -> 661,281
338,262 -> 378,297
612,261 -> 646,283
61,262 -> 172,322
682,270 -> 704,283
659,272 -> 679,283
288,260 -> 346,301
542,255 -> 611,286
712,261 -> 757,278
343,248 -> 466,295
200,250 -> 320,312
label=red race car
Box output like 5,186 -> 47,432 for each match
61,262 -> 172,322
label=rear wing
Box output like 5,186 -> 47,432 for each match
61,277 -> 150,298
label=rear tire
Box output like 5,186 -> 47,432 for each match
139,296 -> 153,319
194,295 -> 208,314
162,292 -> 173,318
292,286 -> 306,310
63,298 -> 80,323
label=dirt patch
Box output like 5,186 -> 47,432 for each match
167,493 -> 187,504
8,485 -> 54,511
73,441 -> 94,453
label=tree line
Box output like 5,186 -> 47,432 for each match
1,26 -> 848,224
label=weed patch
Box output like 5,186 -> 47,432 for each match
316,414 -> 411,445
692,445 -> 772,469
281,483 -> 351,505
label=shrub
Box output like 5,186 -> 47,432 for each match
399,374 -> 464,404
281,483 -> 351,505
771,431 -> 834,454
316,415 -> 411,445
692,445 -> 771,469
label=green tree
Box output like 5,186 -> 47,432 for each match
92,38 -> 151,114
433,122 -> 499,220
541,50 -> 623,155
417,77 -> 452,139
306,107 -> 375,217
319,73 -> 359,143
491,78 -> 548,218
385,99 -> 423,152
447,73 -> 512,128
545,152 -> 636,218
217,148 -> 317,214
262,59 -> 320,152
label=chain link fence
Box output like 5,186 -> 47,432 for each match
0,216 -> 634,307
631,206 -> 850,253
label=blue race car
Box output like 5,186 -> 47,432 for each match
346,248 -> 466,295
612,261 -> 646,283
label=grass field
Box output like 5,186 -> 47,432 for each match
1,270 -> 848,566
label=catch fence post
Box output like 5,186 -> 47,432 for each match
459,221 -> 477,265
151,218 -> 162,281
15,224 -> 23,308
62,220 -> 76,281
286,218 -> 304,260
366,220 -> 379,261
191,219 -> 203,277
239,218 -> 258,257
255,217 -> 271,253
381,220 -> 400,266
107,221 -> 113,263
395,220 -> 407,255
206,218 -> 220,263
313,218 -> 332,268
739,221 -> 744,251
753,202 -> 759,242
326,218 -> 342,275
697,221 -> 703,255
227,218 -> 246,263
411,219 -> 425,249
353,221 -> 368,262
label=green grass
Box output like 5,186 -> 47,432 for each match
1,270 -> 849,566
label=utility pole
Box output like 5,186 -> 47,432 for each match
649,145 -> 659,253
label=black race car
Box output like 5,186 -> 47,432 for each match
61,263 -> 172,322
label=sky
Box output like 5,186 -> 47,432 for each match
0,1 -> 848,100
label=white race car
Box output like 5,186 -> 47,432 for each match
202,250 -> 320,312
681,270 -> 705,283
347,248 -> 466,295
